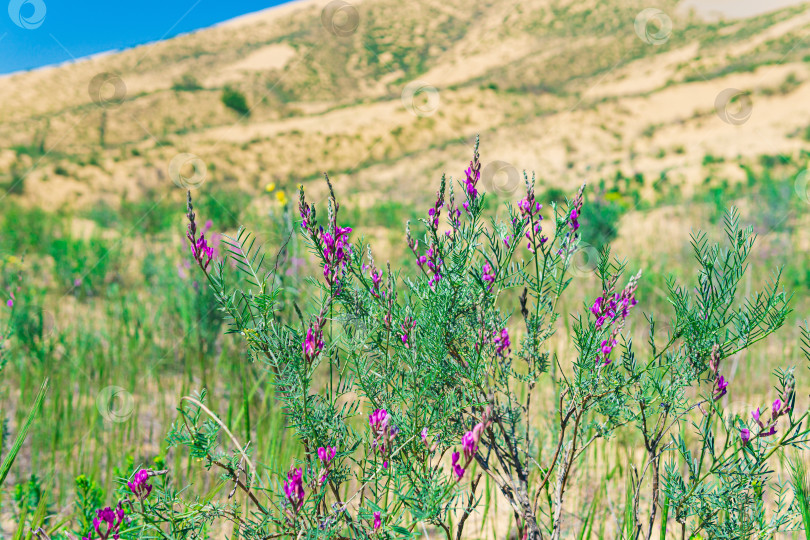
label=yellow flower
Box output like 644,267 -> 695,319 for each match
265,182 -> 276,193
276,191 -> 288,205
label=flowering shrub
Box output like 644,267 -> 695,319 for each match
49,139 -> 810,539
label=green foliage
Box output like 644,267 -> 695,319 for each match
120,142 -> 807,539
579,191 -> 626,247
4,141 -> 810,539
172,73 -> 203,92
0,380 -> 48,488
221,86 -> 250,116
74,474 -> 105,536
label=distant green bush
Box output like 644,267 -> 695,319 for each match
581,191 -> 627,247
172,74 -> 203,92
221,86 -> 250,116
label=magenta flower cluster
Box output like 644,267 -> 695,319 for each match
284,466 -> 305,514
482,262 -> 496,290
408,235 -> 443,289
518,186 -> 547,253
299,185 -> 353,288
186,193 -> 215,271
428,184 -> 444,230
742,398 -> 790,443
590,272 -> 640,365
303,314 -> 325,365
369,408 -> 398,468
557,184 -> 586,256
83,504 -> 125,540
400,316 -> 415,349
373,511 -> 382,531
317,445 -> 337,485
462,149 -> 481,212
493,328 -> 510,357
365,264 -> 384,298
127,468 -> 153,500
452,409 -> 491,481
321,225 -> 353,286
568,188 -> 583,232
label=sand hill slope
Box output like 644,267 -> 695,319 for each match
1,0 -> 810,214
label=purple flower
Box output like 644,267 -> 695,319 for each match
463,146 -> 481,206
569,208 -> 580,231
317,446 -> 337,484
740,428 -> 752,445
185,194 -> 219,272
752,405 -> 779,438
321,226 -> 353,287
191,233 -> 214,270
772,398 -> 784,418
373,511 -> 382,531
451,451 -> 465,481
370,409 -> 398,467
127,469 -> 153,500
493,328 -> 510,357
752,407 -> 763,428
557,184 -> 586,255
370,269 -> 383,294
400,317 -> 416,348
713,375 -> 728,401
318,446 -> 337,465
427,184 -> 445,230
591,273 -> 642,366
407,227 -> 444,289
482,262 -> 496,289
461,431 -> 477,460
759,425 -> 777,438
303,320 -> 325,365
568,186 -> 584,233
84,504 -> 124,540
299,188 -> 318,235
518,183 -> 543,220
421,427 -> 429,446
5,298 -> 12,308
369,409 -> 390,434
284,467 -> 305,513
518,185 -> 548,253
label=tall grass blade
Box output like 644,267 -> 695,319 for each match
790,456 -> 810,539
0,378 -> 49,487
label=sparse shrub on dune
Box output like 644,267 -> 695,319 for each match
221,86 -> 251,117
38,140 -> 810,539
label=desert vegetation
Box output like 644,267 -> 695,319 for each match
2,138 -> 810,538
3,0 -> 810,538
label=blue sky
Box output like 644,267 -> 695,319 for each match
0,0 -> 292,74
